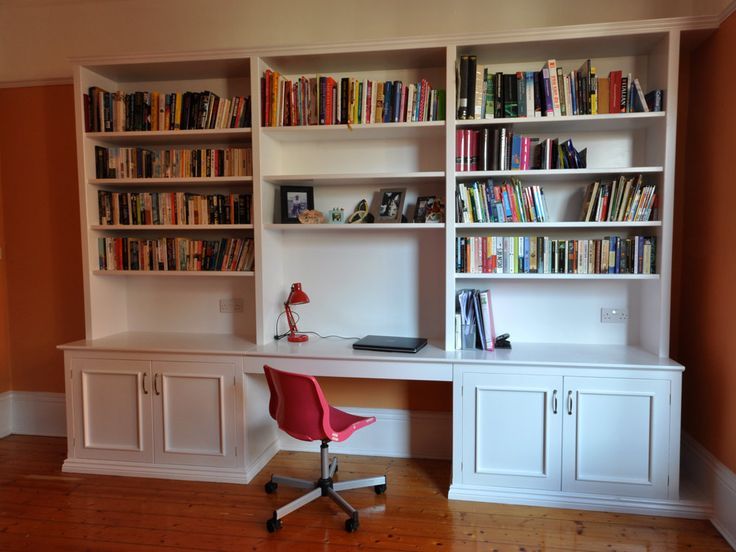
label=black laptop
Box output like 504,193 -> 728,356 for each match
352,335 -> 428,353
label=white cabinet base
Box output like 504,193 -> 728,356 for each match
448,484 -> 710,519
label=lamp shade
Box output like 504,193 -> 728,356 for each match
287,282 -> 310,305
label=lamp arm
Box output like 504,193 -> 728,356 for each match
284,302 -> 298,335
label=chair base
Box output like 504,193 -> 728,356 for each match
265,440 -> 387,532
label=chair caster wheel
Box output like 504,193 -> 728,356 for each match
345,517 -> 359,532
374,483 -> 387,495
266,516 -> 282,533
264,481 -> 278,494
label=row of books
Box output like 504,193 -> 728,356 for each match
580,176 -> 657,222
456,179 -> 549,223
456,235 -> 657,275
456,288 -> 496,351
97,237 -> 255,272
94,146 -> 252,179
85,88 -> 251,132
97,191 -> 252,226
456,128 -> 586,171
261,70 -> 445,126
457,56 -> 662,120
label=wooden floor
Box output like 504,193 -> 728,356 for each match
0,436 -> 730,551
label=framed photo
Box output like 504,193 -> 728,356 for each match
280,185 -> 314,224
374,188 -> 406,223
414,196 -> 433,223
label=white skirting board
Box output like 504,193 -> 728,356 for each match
682,433 -> 736,549
277,407 -> 452,460
0,391 -> 67,438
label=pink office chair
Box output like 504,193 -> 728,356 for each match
263,365 -> 387,533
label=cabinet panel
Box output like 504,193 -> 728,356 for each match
462,373 -> 562,490
152,360 -> 237,467
71,358 -> 152,462
562,376 -> 670,498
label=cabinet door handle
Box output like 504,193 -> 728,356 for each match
154,373 -> 161,396
142,373 -> 149,395
552,390 -> 558,414
567,390 -> 574,415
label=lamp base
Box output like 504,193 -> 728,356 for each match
288,333 -> 309,343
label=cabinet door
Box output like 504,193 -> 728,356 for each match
70,358 -> 153,462
461,372 -> 563,490
562,377 -> 670,498
151,360 -> 237,467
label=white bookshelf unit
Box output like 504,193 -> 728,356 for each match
60,21 -> 695,518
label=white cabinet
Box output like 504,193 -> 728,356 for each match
453,364 -> 678,505
461,373 -> 562,490
66,353 -> 241,474
562,376 -> 670,498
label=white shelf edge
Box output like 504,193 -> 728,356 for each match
85,128 -> 252,139
91,224 -> 254,230
455,112 -> 666,126
455,273 -> 659,280
262,121 -> 445,131
92,270 -> 254,277
456,167 -> 664,178
264,223 -> 445,231
455,222 -> 662,229
89,177 -> 252,185
262,171 -> 445,182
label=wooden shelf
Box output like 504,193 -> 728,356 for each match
91,224 -> 253,231
93,270 -> 254,277
84,128 -> 252,145
455,221 -> 662,229
89,176 -> 252,186
455,273 -> 659,280
262,121 -> 445,141
455,112 -> 665,132
262,171 -> 444,186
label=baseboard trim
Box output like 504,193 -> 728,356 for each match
682,433 -> 736,548
0,392 -> 11,438
448,484 -> 710,519
62,458 -> 249,484
277,407 -> 452,460
245,438 -> 280,483
10,391 -> 66,437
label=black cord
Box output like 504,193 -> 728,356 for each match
274,309 -> 359,341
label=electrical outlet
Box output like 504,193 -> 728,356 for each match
601,308 -> 629,323
219,298 -> 244,313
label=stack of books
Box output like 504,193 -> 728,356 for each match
580,175 -> 657,222
456,179 -> 549,223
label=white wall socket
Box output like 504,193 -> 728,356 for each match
219,298 -> 244,313
601,307 -> 629,323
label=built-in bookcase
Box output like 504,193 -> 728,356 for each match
445,31 -> 678,356
73,56 -> 256,340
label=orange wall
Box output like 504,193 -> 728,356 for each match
674,14 -> 736,473
0,85 -> 85,393
0,160 -> 10,392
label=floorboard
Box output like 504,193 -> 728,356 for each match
0,436 -> 730,551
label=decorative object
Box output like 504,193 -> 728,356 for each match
284,282 -> 310,342
280,185 -> 314,223
374,188 -> 406,223
346,199 -> 372,224
298,210 -> 325,224
414,196 -> 433,222
424,197 -> 445,223
327,207 -> 345,224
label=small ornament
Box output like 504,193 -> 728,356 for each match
298,209 -> 325,224
327,207 -> 345,224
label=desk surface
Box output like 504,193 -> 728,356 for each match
59,331 -> 684,373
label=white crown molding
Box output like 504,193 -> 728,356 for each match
0,77 -> 73,89
720,0 -> 736,23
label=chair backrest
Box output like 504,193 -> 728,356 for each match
263,365 -> 333,442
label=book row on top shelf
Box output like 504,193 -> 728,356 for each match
84,88 -> 251,133
456,55 -> 663,121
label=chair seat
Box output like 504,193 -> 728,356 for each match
328,406 -> 375,442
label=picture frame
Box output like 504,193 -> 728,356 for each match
413,196 -> 433,223
373,188 -> 406,223
280,185 -> 314,224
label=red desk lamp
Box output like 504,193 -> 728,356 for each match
284,282 -> 310,342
